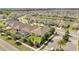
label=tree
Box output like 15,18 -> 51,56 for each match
63,30 -> 70,42
14,35 -> 21,40
36,42 -> 40,48
56,48 -> 60,51
66,25 -> 70,28
49,27 -> 55,34
4,11 -> 11,16
15,40 -> 21,45
60,48 -> 64,51
6,36 -> 12,40
58,39 -> 66,49
6,31 -> 11,36
66,30 -> 69,34
44,32 -> 51,40
63,34 -> 69,42
28,39 -> 34,46
22,37 -> 27,43
1,33 -> 5,36
0,11 -> 3,14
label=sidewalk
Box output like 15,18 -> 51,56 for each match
18,41 -> 37,51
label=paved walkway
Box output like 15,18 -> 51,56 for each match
18,41 -> 37,51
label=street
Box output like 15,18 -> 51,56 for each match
42,27 -> 78,51
0,39 -> 19,51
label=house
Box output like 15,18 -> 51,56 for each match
6,20 -> 37,32
6,20 -> 50,37
73,23 -> 79,30
16,30 -> 29,36
0,14 -> 6,19
31,26 -> 50,37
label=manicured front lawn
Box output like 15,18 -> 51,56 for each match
0,34 -> 33,51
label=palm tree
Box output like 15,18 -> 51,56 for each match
58,39 -> 66,49
44,32 -> 51,40
63,30 -> 70,42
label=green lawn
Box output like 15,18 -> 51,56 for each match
27,35 -> 42,44
65,25 -> 76,30
35,15 -> 78,22
0,34 -> 33,51
36,15 -> 62,20
32,22 -> 45,26
63,18 -> 71,21
74,19 -> 79,23
0,20 -> 6,28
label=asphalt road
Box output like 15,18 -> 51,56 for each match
0,39 -> 19,51
55,27 -> 79,38
43,27 -> 78,51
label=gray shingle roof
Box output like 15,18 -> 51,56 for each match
7,20 -> 50,36
7,20 -> 38,33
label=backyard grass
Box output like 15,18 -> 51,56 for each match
27,35 -> 42,44
0,34 -> 33,51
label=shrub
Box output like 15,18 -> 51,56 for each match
15,40 -> 22,45
14,35 -> 21,40
1,33 -> 5,36
60,48 -> 64,51
6,36 -> 12,40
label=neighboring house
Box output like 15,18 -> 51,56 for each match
16,30 -> 29,36
31,18 -> 61,26
58,20 -> 74,27
6,20 -> 37,32
0,14 -> 5,19
73,23 -> 79,30
6,20 -> 50,37
31,26 -> 50,37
